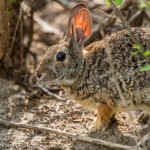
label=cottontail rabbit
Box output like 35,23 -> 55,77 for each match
35,4 -> 150,131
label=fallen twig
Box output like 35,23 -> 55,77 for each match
53,0 -> 76,10
119,0 -> 132,10
0,119 -> 137,150
36,82 -> 67,101
34,14 -> 63,37
127,10 -> 143,26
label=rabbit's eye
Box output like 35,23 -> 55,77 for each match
56,52 -> 66,61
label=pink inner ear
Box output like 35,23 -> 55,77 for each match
68,9 -> 92,43
67,8 -> 92,44
67,4 -> 87,32
73,11 -> 92,42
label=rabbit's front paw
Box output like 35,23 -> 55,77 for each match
89,102 -> 115,132
89,117 -> 112,132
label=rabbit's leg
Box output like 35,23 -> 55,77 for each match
90,101 -> 115,132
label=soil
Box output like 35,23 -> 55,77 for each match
0,76 -> 150,150
0,1 -> 150,150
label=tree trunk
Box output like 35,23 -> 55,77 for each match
0,0 -> 9,61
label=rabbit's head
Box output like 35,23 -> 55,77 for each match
35,4 -> 92,85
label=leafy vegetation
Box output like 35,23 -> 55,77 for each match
140,65 -> 150,72
132,45 -> 150,72
139,1 -> 150,9
106,0 -> 123,6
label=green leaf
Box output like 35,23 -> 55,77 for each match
139,2 -> 150,9
133,45 -> 141,50
143,51 -> 150,57
106,0 -> 111,6
140,65 -> 150,72
131,51 -> 140,56
115,0 -> 123,6
106,0 -> 123,6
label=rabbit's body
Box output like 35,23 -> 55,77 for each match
61,28 -> 150,130
67,28 -> 150,108
35,4 -> 150,131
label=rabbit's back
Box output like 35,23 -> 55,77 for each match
68,28 -> 150,109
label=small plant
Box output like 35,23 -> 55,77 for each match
140,65 -> 150,71
132,45 -> 150,72
139,1 -> 150,9
106,0 -> 123,6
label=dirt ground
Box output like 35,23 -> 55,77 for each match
0,1 -> 150,150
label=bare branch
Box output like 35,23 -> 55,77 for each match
143,11 -> 150,25
119,0 -> 132,10
127,10 -> 143,26
53,0 -> 76,10
34,14 -> 63,37
0,119 -> 138,150
36,82 -> 66,101
9,6 -> 22,54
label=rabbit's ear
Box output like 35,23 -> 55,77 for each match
68,4 -> 86,28
66,5 -> 92,46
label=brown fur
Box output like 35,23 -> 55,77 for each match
35,4 -> 150,131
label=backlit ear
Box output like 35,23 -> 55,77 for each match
68,4 -> 86,28
66,5 -> 92,46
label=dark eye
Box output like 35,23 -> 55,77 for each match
56,52 -> 66,61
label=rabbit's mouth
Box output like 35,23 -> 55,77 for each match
36,79 -> 61,85
35,70 -> 74,85
40,78 -> 74,86
36,74 -> 64,85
